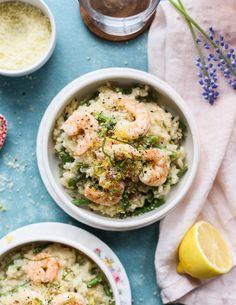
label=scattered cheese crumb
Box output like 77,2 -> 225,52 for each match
0,203 -> 7,212
5,234 -> 13,243
0,174 -> 14,192
3,154 -> 27,172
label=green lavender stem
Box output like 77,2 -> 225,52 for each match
168,0 -> 236,76
177,0 -> 208,77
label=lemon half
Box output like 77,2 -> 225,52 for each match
177,221 -> 233,279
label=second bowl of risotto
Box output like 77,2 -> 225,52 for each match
37,68 -> 199,231
0,241 -> 121,304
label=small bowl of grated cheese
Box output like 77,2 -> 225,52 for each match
0,0 -> 56,77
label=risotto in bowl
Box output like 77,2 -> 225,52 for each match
37,68 -> 199,230
0,240 -> 120,305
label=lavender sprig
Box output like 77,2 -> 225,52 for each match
168,0 -> 236,104
205,27 -> 236,89
195,58 -> 219,104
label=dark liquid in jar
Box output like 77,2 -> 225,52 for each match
89,0 -> 150,18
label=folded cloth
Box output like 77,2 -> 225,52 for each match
148,1 -> 236,304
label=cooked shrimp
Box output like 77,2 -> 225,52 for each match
9,290 -> 44,305
84,180 -> 125,206
62,112 -> 99,156
139,148 -> 170,186
108,143 -> 140,160
51,292 -> 86,305
114,99 -> 151,140
26,252 -> 59,284
84,143 -> 139,205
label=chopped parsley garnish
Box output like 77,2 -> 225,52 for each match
33,243 -> 51,254
72,198 -> 92,206
76,255 -> 86,266
138,135 -> 160,148
68,176 -> 82,188
59,149 -> 74,164
120,194 -> 130,213
120,190 -> 165,218
132,196 -> 165,216
101,136 -> 114,164
80,91 -> 99,105
177,165 -> 188,178
136,87 -> 158,102
86,268 -> 113,298
169,151 -> 178,160
4,254 -> 23,272
119,87 -> 133,95
179,120 -> 187,132
87,274 -> 103,288
94,112 -> 116,136
67,163 -> 87,189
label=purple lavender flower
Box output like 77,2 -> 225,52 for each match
168,0 -> 236,104
198,28 -> 236,91
195,57 -> 219,104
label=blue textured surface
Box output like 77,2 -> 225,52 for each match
0,1 -> 180,305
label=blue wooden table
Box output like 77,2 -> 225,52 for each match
0,1 -> 180,304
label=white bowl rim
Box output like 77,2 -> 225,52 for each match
37,67 -> 199,230
0,234 -> 120,305
0,0 -> 56,77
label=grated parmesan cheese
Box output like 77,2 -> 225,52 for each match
0,1 -> 52,71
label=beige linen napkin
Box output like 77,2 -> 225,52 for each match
148,1 -> 236,304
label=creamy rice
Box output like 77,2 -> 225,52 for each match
53,84 -> 188,218
0,243 -> 114,305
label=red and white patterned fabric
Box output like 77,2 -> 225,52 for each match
0,114 -> 7,149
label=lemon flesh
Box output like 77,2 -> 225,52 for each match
177,221 -> 233,279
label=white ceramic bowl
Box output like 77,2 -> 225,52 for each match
0,226 -> 121,305
37,68 -> 199,231
0,0 -> 56,77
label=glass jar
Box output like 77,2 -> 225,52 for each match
79,0 -> 160,39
